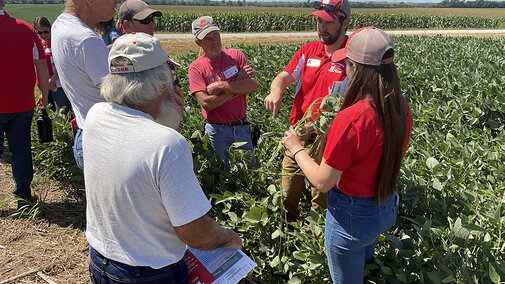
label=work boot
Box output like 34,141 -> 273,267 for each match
17,194 -> 38,210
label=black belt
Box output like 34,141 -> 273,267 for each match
204,117 -> 250,127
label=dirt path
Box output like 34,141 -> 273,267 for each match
0,157 -> 88,284
157,29 -> 505,56
155,29 -> 505,39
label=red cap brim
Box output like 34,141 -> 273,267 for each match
308,10 -> 337,22
331,48 -> 347,63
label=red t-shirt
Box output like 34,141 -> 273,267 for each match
0,11 -> 45,113
188,49 -> 248,123
323,99 -> 413,197
284,40 -> 348,126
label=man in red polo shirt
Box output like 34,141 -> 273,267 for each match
188,16 -> 258,166
264,0 -> 351,222
0,9 -> 49,206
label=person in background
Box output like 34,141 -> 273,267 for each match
281,27 -> 413,283
118,0 -> 184,106
96,18 -> 122,46
0,9 -> 49,208
118,0 -> 160,36
0,0 -> 4,10
84,33 -> 242,283
264,0 -> 351,222
51,0 -> 121,170
33,16 -> 72,115
188,16 -> 258,166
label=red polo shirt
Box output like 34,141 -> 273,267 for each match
0,11 -> 45,113
323,99 -> 413,197
284,39 -> 348,126
188,49 -> 248,123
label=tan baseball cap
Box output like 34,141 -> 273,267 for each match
109,32 -> 169,74
118,0 -> 162,22
331,27 -> 394,66
309,0 -> 351,21
192,16 -> 220,40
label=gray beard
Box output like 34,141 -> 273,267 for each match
156,97 -> 182,131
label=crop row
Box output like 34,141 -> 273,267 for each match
155,11 -> 505,32
31,35 -> 505,283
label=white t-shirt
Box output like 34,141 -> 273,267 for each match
83,103 -> 212,269
51,13 -> 109,129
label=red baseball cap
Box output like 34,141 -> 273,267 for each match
331,27 -> 395,66
309,0 -> 351,22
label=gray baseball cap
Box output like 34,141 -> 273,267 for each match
332,27 -> 394,66
118,0 -> 162,22
192,16 -> 220,40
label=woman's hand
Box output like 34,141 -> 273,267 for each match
281,129 -> 303,154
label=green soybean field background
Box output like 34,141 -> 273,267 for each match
11,35 -> 502,283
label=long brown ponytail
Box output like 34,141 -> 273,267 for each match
341,49 -> 408,205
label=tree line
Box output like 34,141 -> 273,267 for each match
434,0 -> 505,8
6,0 -> 505,8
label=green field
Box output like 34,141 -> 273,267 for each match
30,34 -> 505,283
5,4 -> 505,28
3,4 -> 64,24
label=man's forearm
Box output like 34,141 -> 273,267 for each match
34,59 -> 49,107
195,91 -> 236,112
175,215 -> 234,250
228,77 -> 258,95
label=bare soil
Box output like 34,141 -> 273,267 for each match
0,153 -> 88,284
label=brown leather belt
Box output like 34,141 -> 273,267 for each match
204,117 -> 250,127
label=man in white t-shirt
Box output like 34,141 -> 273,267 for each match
51,0 -> 121,169
83,33 -> 242,283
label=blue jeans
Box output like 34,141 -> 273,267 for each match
324,189 -> 399,283
48,87 -> 72,114
0,110 -> 34,199
205,122 -> 254,166
73,128 -> 84,170
89,246 -> 188,284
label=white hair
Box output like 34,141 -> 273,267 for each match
101,57 -> 174,108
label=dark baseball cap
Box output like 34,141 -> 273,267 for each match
118,0 -> 162,22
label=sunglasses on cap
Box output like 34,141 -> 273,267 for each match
313,1 -> 347,18
135,17 -> 155,25
37,30 -> 50,35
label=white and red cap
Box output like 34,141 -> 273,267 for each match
332,27 -> 394,66
309,0 -> 351,21
192,16 -> 220,40
109,32 -> 169,74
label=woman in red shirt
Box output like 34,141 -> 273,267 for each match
33,16 -> 72,114
282,27 -> 412,283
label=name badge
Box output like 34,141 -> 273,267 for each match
307,59 -> 321,67
224,65 -> 239,79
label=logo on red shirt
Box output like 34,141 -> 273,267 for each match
328,62 -> 344,73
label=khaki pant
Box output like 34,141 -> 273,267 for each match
281,136 -> 327,222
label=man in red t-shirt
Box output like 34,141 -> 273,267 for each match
188,16 -> 258,166
0,10 -> 49,206
264,0 -> 351,221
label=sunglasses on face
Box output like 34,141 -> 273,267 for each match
135,17 -> 155,25
37,30 -> 50,35
313,1 -> 347,18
